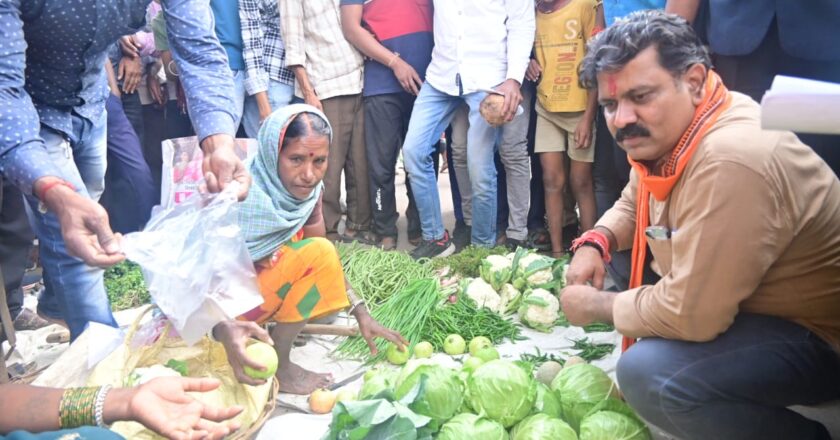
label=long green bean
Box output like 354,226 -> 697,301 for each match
420,295 -> 524,350
336,243 -> 435,308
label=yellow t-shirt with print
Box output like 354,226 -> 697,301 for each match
535,0 -> 599,113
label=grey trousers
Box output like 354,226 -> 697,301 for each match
450,87 -> 532,240
321,94 -> 371,233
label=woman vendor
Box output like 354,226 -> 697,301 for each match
212,104 -> 406,394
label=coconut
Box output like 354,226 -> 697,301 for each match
479,93 -> 507,126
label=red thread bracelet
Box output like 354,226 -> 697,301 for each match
36,180 -> 75,202
570,230 -> 612,263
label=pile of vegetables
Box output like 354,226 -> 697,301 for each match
428,246 -> 508,278
104,261 -> 151,311
420,292 -> 523,350
337,243 -> 435,308
324,357 -> 651,440
335,278 -> 444,363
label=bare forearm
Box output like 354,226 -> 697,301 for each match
0,384 -> 63,433
341,8 -> 394,66
584,89 -> 598,120
291,66 -> 315,98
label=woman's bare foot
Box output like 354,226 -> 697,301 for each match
276,361 -> 333,395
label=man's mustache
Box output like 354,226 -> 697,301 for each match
615,124 -> 651,142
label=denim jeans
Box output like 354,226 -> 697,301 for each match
241,80 -> 295,138
230,69 -> 247,130
24,111 -> 117,340
403,84 -> 498,246
618,314 -> 840,440
0,178 -> 34,319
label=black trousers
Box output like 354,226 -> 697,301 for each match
0,178 -> 34,318
364,92 -> 436,239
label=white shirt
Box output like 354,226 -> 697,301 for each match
425,0 -> 535,96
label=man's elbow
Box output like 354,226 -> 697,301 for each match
669,314 -> 733,343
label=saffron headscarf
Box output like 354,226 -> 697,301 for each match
238,104 -> 332,261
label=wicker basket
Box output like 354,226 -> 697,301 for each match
87,306 -> 277,439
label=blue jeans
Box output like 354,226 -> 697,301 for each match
618,314 -> 840,440
24,111 -> 117,340
241,80 -> 295,138
402,84 -> 498,246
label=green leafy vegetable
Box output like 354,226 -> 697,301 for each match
104,261 -> 150,311
531,383 -> 562,419
437,413 -> 509,440
550,363 -> 617,432
580,410 -> 651,440
510,414 -> 577,440
429,246 -> 508,278
164,359 -> 189,377
467,360 -> 537,428
394,364 -> 464,423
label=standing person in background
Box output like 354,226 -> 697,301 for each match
101,62 -> 157,234
667,0 -> 840,176
528,0 -> 603,258
281,0 -> 373,244
340,0 -> 435,251
401,0 -> 535,258
239,0 -> 296,138
1,0 -> 250,341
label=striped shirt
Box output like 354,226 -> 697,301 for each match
280,0 -> 364,100
239,0 -> 295,96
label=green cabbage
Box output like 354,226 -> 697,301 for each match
579,410 -> 650,440
437,413 -> 509,440
468,360 -> 537,428
511,414 -> 578,440
531,383 -> 562,419
551,363 -> 617,432
359,369 -> 397,400
394,364 -> 464,422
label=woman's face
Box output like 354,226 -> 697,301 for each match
277,134 -> 329,200
178,151 -> 190,163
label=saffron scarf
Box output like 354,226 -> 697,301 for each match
238,104 -> 332,261
623,71 -> 732,351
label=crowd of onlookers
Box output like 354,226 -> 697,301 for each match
4,0 -> 840,337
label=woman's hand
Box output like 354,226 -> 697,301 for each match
121,376 -> 243,440
353,307 -> 407,355
211,321 -> 274,386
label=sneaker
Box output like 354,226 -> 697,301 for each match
505,238 -> 526,251
410,231 -> 456,259
452,222 -> 471,252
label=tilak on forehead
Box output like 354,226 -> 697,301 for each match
607,74 -> 617,97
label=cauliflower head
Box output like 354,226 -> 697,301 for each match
465,277 -> 502,313
518,288 -> 559,333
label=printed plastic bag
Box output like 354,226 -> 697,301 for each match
122,183 -> 262,344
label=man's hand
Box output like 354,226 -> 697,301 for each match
200,135 -> 251,201
147,73 -> 166,107
392,58 -> 423,95
559,285 -> 615,327
119,377 -> 243,440
119,35 -> 142,58
565,246 -> 607,289
118,56 -> 142,94
354,307 -> 407,355
493,79 -> 523,123
212,321 -> 273,386
38,181 -> 124,267
574,116 -> 594,149
302,90 -> 323,112
525,58 -> 542,83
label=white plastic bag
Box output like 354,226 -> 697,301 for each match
122,183 -> 263,344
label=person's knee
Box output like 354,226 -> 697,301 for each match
569,169 -> 593,195
542,169 -> 566,193
618,339 -> 707,427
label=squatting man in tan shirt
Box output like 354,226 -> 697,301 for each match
559,11 -> 840,440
